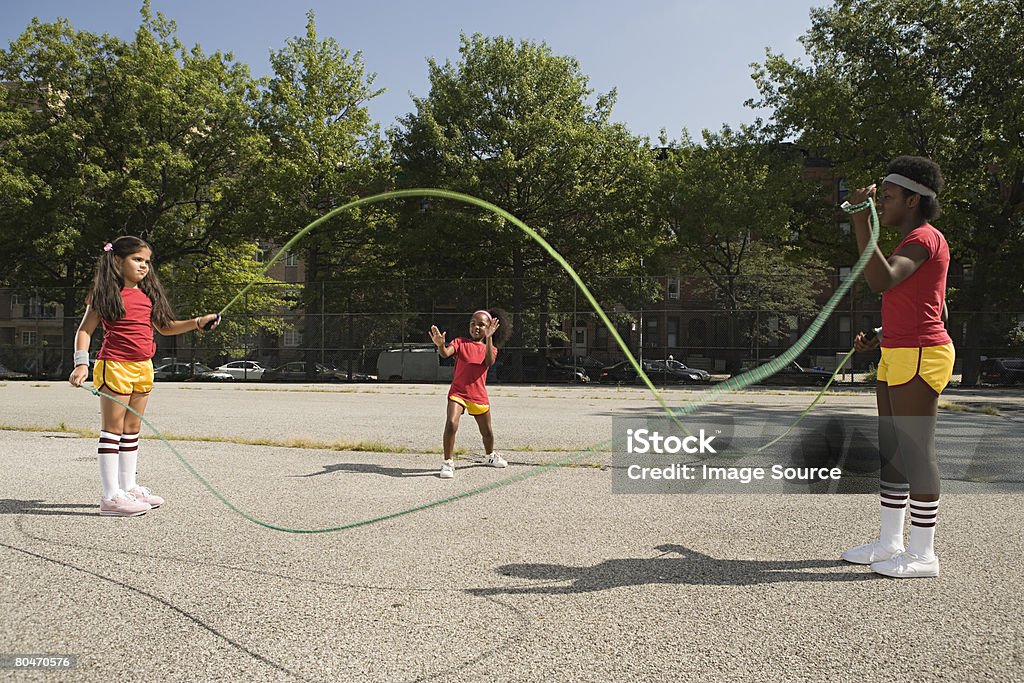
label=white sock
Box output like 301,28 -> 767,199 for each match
879,480 -> 909,549
98,431 -> 121,500
908,499 -> 939,557
119,432 -> 139,491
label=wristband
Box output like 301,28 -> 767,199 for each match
194,317 -> 201,330
73,350 -> 89,367
840,200 -> 871,215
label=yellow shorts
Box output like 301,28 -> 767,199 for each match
877,344 -> 955,395
93,359 -> 154,395
449,395 -> 489,415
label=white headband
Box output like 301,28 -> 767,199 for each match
883,173 -> 937,198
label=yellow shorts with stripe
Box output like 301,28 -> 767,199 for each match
93,359 -> 154,395
877,344 -> 955,395
449,395 -> 489,415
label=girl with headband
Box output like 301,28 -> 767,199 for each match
429,308 -> 512,479
842,156 -> 954,578
68,236 -> 220,516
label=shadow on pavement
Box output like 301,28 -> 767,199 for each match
0,499 -> 97,517
469,543 -> 881,594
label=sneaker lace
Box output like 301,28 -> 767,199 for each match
133,485 -> 151,496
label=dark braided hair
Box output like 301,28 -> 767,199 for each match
486,308 -> 512,348
886,156 -> 944,221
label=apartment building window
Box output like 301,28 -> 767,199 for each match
283,330 -> 301,347
839,315 -> 851,346
667,317 -> 679,348
27,297 -> 57,319
21,331 -> 37,346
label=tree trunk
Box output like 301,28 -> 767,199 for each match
510,246 -> 524,381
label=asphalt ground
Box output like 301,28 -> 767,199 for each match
1,381 -> 1022,682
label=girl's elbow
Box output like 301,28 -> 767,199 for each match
865,276 -> 892,294
867,282 -> 886,294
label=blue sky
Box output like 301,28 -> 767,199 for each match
0,0 -> 827,140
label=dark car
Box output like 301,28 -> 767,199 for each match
651,359 -> 711,383
0,362 -> 28,380
737,360 -> 832,387
262,361 -> 351,382
153,362 -> 234,382
980,357 -> 1024,385
492,353 -> 589,383
565,355 -> 608,381
598,359 -> 708,385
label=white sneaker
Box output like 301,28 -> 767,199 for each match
485,452 -> 507,468
871,551 -> 940,578
841,539 -> 904,565
439,460 -> 455,479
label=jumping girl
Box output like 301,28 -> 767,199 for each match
429,308 -> 512,479
842,156 -> 954,578
69,236 -> 220,517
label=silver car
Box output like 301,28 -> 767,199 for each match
215,360 -> 265,380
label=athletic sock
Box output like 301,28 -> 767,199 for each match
879,480 -> 909,549
119,432 -> 140,492
908,499 -> 939,557
98,430 -> 121,500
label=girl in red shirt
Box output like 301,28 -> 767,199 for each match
843,156 -> 954,578
429,308 -> 511,479
69,236 -> 220,517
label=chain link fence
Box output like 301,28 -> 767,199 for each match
1,281 -> 1021,385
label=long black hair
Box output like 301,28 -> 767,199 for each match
89,236 -> 176,327
886,155 -> 944,221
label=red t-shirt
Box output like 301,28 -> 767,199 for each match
881,224 -> 952,348
448,337 -> 496,404
97,287 -> 157,361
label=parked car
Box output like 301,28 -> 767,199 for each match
215,360 -> 265,381
565,355 -> 607,381
980,357 -> 1024,385
324,364 -> 373,382
153,362 -> 234,382
651,359 -> 711,383
736,360 -> 832,387
492,353 -> 589,383
598,359 -> 709,385
377,345 -> 455,382
262,361 -> 352,382
0,362 -> 28,380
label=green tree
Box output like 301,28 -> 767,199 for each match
750,0 -> 1024,383
160,242 -> 293,365
654,126 -> 830,371
391,33 -> 659,368
0,3 -> 269,370
250,11 -> 392,375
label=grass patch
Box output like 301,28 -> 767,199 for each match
939,401 -> 1000,416
1,421 -> 611,455
0,423 -> 96,438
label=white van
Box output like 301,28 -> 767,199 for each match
377,345 -> 455,382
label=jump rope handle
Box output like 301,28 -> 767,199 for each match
862,326 -> 882,342
203,314 -> 221,331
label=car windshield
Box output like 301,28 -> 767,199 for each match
1004,359 -> 1024,369
194,364 -> 214,373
